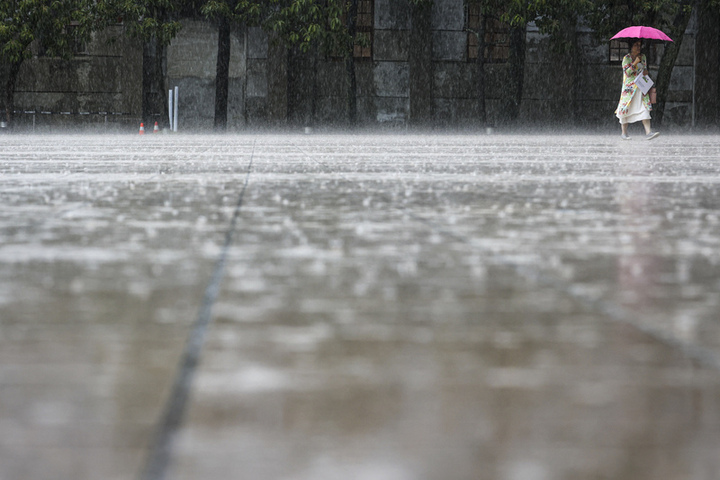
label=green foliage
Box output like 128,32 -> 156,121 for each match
202,0 -> 238,20
583,0 -> 694,41
221,0 -> 352,56
99,0 -> 186,46
528,0 -> 593,53
0,0 -> 96,63
466,0 -> 697,54
464,0 -> 533,24
0,0 -> 195,65
408,0 -> 433,7
464,0 -> 592,53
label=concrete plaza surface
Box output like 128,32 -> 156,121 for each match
1,133 -> 720,480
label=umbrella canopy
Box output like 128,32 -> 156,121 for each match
611,26 -> 673,42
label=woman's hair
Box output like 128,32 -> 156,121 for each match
628,39 -> 642,51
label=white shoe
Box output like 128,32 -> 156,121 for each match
621,134 -> 631,140
646,131 -> 660,140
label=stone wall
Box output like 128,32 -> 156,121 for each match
166,20 -> 247,130
9,2 -> 713,131
12,26 -> 142,131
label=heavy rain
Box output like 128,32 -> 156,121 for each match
2,1 -> 720,480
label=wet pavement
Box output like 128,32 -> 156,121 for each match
1,133 -> 720,480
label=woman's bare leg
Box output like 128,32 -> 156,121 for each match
642,119 -> 652,134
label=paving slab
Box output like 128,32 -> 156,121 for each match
1,133 -> 720,480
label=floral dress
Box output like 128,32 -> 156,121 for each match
615,53 -> 652,120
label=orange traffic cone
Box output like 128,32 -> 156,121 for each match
139,123 -> 145,135
153,121 -> 159,133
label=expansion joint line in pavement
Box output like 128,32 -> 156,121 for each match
138,140 -> 256,480
291,141 -> 720,374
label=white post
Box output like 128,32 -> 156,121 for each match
692,35 -> 696,128
168,89 -> 174,131
173,86 -> 179,132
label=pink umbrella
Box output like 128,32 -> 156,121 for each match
611,26 -> 673,42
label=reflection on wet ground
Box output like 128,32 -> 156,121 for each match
1,134 -> 719,480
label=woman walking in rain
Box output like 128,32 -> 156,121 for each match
615,39 -> 659,140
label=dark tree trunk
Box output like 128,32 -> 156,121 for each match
558,20 -> 579,125
345,0 -> 358,126
505,24 -> 526,124
409,0 -> 434,126
311,45 -> 318,127
267,30 -> 288,126
693,0 -> 719,128
2,60 -> 22,127
142,39 -> 153,124
345,56 -> 357,126
214,17 -> 231,131
654,5 -> 694,126
142,37 -> 167,128
475,17 -> 487,126
286,46 -> 310,126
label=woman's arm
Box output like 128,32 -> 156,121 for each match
622,55 -> 635,75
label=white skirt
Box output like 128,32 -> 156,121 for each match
617,91 -> 651,124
